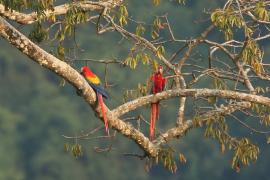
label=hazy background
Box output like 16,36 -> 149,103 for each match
0,0 -> 270,179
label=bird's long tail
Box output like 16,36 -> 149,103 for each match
150,102 -> 159,140
97,93 -> 109,136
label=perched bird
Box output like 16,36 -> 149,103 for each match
149,65 -> 166,140
81,66 -> 109,135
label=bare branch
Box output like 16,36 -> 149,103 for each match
229,114 -> 270,134
105,15 -> 176,71
153,101 -> 251,146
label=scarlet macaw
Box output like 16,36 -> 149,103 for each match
149,65 -> 166,140
81,66 -> 109,135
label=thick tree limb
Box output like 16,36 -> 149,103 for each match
112,89 -> 270,117
0,0 -> 122,24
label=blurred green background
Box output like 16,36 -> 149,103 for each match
0,0 -> 270,179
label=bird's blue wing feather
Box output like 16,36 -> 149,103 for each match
89,83 -> 109,99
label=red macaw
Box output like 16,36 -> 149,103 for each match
149,65 -> 166,140
81,66 -> 109,135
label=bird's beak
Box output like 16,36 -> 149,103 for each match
80,67 -> 84,75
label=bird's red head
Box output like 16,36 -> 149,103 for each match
81,66 -> 94,76
81,66 -> 89,73
157,65 -> 163,74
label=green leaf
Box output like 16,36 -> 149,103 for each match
64,143 -> 70,152
135,24 -> 146,36
57,44 -> 65,60
28,23 -> 48,43
254,2 -> 269,21
117,5 -> 129,26
267,137 -> 270,144
152,0 -> 161,6
156,45 -> 165,59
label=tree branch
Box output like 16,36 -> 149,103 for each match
0,0 -> 122,24
153,101 -> 251,146
105,15 -> 176,71
112,89 -> 270,118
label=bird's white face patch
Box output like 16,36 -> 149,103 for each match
158,66 -> 163,74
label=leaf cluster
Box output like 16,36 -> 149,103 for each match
151,17 -> 165,39
29,22 -> 48,43
251,103 -> 270,126
211,8 -> 244,40
195,114 -> 259,172
241,40 -> 263,75
64,143 -> 83,158
152,0 -> 186,6
124,52 -> 151,69
115,4 -> 128,27
123,81 -> 151,102
254,2 -> 269,21
231,138 -> 259,172
146,147 -> 186,173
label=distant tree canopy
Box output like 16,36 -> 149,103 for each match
1,0 -> 270,173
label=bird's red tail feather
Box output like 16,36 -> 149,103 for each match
156,101 -> 160,120
98,93 -> 109,136
150,103 -> 158,140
